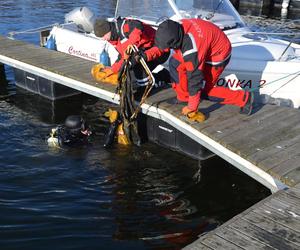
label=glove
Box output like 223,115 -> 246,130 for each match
104,108 -> 119,123
182,106 -> 206,122
91,64 -> 118,85
188,111 -> 206,122
182,106 -> 193,116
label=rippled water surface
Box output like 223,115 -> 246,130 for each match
1,1 -> 296,249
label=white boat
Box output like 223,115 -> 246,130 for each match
42,0 -> 300,108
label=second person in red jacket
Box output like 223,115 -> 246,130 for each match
154,19 -> 254,116
94,17 -> 170,87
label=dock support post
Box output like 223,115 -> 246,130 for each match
230,0 -> 240,10
0,63 -> 8,96
261,0 -> 274,16
0,63 -> 7,84
281,0 -> 291,20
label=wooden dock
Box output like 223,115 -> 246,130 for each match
1,36 -> 300,192
1,35 -> 300,248
184,186 -> 300,250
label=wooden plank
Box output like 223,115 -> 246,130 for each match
223,109 -> 299,157
248,134 -> 300,166
202,104 -> 277,142
253,204 -> 300,232
274,189 -> 300,208
229,218 -> 300,249
265,196 -> 300,217
246,114 -> 300,154
145,88 -> 175,106
23,52 -> 81,66
258,141 -> 300,170
55,62 -> 93,75
287,187 -> 300,198
183,241 -> 213,250
0,38 -> 30,50
243,211 -> 300,246
2,45 -> 49,58
215,226 -> 274,250
269,154 -> 300,183
294,183 -> 300,190
278,166 -> 300,187
199,233 -> 242,249
220,107 -> 289,143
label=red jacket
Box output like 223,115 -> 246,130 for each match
110,18 -> 168,73
173,19 -> 231,96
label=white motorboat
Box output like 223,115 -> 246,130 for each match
39,0 -> 300,108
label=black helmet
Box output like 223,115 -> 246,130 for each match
155,20 -> 183,50
64,115 -> 87,135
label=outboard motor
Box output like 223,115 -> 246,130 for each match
47,115 -> 92,147
64,7 -> 96,33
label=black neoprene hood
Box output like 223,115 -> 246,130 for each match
154,20 -> 183,49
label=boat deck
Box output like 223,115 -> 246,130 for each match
184,186 -> 300,249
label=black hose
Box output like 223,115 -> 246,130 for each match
103,120 -> 119,148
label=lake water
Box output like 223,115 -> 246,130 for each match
1,1 -> 297,249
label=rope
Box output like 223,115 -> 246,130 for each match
7,22 -> 69,39
248,70 -> 300,93
268,71 -> 300,95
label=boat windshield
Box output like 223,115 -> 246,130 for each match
115,0 -> 245,29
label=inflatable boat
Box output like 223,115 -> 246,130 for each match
38,0 -> 300,108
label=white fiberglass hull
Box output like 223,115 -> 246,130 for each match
223,28 -> 300,107
50,25 -> 119,64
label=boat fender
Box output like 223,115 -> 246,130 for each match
100,49 -> 111,66
45,35 -> 57,50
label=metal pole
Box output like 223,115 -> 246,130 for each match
0,63 -> 7,84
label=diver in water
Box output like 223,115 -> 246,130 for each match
47,115 -> 92,148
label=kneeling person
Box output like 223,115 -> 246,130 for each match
94,17 -> 170,87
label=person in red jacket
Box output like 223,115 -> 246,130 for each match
94,17 -> 170,87
154,19 -> 254,116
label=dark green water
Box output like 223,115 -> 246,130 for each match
2,1 -> 297,249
